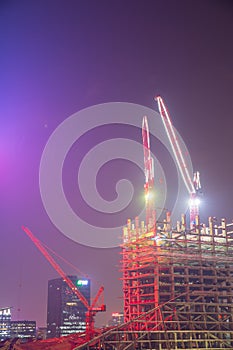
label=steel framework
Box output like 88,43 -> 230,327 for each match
10,219 -> 233,349
156,96 -> 202,229
118,213 -> 233,349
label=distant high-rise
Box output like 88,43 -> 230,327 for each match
108,312 -> 124,327
0,307 -> 11,341
10,321 -> 36,339
47,276 -> 90,338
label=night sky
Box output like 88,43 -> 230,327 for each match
1,0 -> 233,328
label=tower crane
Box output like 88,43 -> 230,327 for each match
142,116 -> 155,229
22,226 -> 106,340
155,96 -> 201,228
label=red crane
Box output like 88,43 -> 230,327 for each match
22,226 -> 106,340
189,171 -> 202,228
142,116 -> 155,228
155,96 -> 201,228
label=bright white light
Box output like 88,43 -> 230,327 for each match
145,192 -> 154,201
189,197 -> 200,207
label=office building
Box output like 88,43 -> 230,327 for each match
0,307 -> 11,341
47,276 -> 90,338
108,312 -> 124,327
10,321 -> 36,339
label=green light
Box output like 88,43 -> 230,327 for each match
77,279 -> 88,286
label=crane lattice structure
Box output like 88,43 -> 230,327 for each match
142,115 -> 155,228
156,96 -> 201,228
21,226 -> 106,341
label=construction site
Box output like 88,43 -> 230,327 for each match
2,97 -> 233,350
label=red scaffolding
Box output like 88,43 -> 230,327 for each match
121,212 -> 172,330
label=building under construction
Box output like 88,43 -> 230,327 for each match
107,99 -> 233,349
117,213 -> 233,349
73,100 -> 233,349
2,98 -> 233,350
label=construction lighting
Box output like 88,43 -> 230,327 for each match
145,192 -> 154,201
189,198 -> 201,207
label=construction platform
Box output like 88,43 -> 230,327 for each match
117,213 -> 233,349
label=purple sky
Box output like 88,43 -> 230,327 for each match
1,0 -> 233,327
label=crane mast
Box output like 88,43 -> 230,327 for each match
189,171 -> 202,228
155,96 -> 201,228
142,116 -> 155,228
22,226 -> 106,340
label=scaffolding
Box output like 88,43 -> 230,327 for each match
119,213 -> 233,349
10,214 -> 233,350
